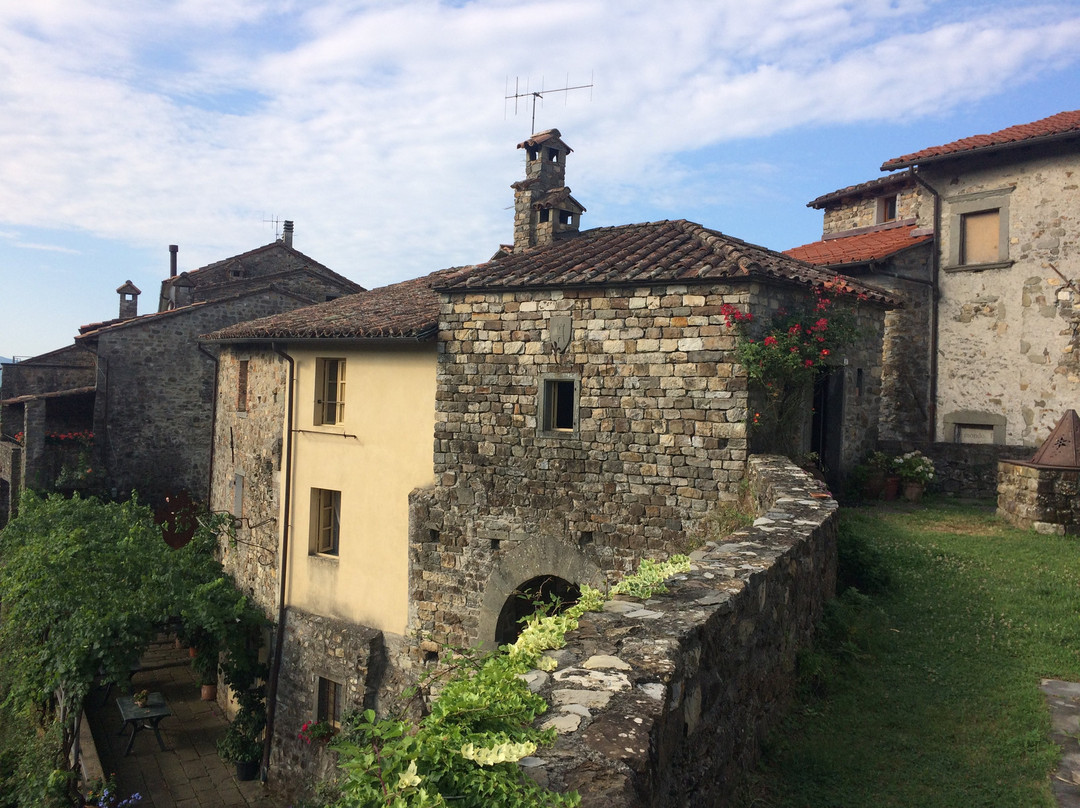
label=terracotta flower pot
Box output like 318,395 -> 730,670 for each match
903,482 -> 924,503
883,476 -> 901,501
201,683 -> 218,701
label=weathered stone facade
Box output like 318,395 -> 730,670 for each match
821,182 -> 927,236
410,279 -> 884,652
210,347 -> 289,617
997,460 -> 1080,535
521,456 -> 838,807
84,292 -> 317,504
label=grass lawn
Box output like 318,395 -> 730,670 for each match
736,499 -> 1080,808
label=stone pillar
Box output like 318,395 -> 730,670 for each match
22,399 -> 47,492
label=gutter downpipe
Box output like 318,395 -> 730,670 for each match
911,167 -> 941,445
196,342 -> 220,506
262,343 -> 295,781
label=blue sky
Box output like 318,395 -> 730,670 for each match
1,0 -> 1079,358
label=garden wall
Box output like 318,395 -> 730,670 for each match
997,461 -> 1080,535
521,455 -> 839,807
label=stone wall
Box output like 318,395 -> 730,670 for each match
915,441 -> 1031,499
865,245 -> 935,444
270,607 -> 383,793
412,282 -> 754,652
997,461 -> 1080,535
521,456 -> 838,807
211,346 -> 289,618
927,142 -> 1080,446
821,185 -> 926,235
90,292 -> 311,505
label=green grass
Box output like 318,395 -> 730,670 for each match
736,499 -> 1080,808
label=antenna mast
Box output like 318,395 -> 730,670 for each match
505,73 -> 593,134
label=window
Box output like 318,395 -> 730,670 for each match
317,677 -> 343,727
539,375 -> 578,433
946,189 -> 1012,270
960,209 -> 1000,265
943,411 -> 1006,445
315,359 -> 346,425
876,194 -> 897,224
311,488 -> 341,555
237,360 -> 249,412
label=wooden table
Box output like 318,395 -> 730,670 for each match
116,693 -> 171,755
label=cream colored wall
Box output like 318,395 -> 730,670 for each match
285,344 -> 436,634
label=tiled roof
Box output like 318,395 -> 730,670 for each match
807,170 -> 914,209
160,241 -> 363,306
202,269 -> 463,342
882,109 -> 1080,170
436,219 -> 894,303
518,129 -> 570,152
784,225 -> 932,267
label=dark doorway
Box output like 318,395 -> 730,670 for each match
494,575 -> 581,646
811,368 -> 845,485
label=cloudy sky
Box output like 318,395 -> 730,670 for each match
1,0 -> 1078,357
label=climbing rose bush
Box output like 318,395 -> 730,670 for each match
722,278 -> 867,454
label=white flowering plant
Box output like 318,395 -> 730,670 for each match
893,451 -> 935,485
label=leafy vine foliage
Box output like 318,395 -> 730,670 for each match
320,557 -> 690,808
721,278 -> 867,454
0,492 -> 262,806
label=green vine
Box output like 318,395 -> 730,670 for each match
322,555 -> 691,808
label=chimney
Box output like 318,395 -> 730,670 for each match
282,220 -> 294,248
512,129 -> 585,252
116,280 -> 141,321
169,244 -> 178,278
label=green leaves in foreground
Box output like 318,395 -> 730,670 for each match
325,556 -> 690,808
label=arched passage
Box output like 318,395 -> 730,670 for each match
494,575 -> 581,646
476,534 -> 605,648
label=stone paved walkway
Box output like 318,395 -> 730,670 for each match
85,637 -> 285,808
1044,679 -> 1080,808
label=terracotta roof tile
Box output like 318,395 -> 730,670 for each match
785,226 -> 932,267
882,109 -> 1080,170
806,170 -> 914,209
202,268 -> 464,342
437,220 -> 894,303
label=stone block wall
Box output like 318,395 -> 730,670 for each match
91,292 -> 311,505
821,185 -> 926,235
997,461 -> 1080,535
911,441 -> 1031,499
412,282 -> 755,651
211,346 -> 289,618
521,456 -> 838,807
270,607 -> 383,793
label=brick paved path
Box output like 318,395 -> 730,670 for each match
85,637 -> 284,808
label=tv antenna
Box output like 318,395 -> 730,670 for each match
262,214 -> 282,239
505,73 -> 593,134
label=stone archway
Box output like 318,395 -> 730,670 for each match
494,575 -> 581,646
476,535 -> 605,648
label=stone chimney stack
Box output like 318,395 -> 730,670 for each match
282,220 -> 294,248
117,280 -> 141,321
512,129 -> 585,252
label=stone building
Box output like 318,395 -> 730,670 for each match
199,130 -> 891,788
786,170 -> 936,445
788,109 -> 1080,495
0,228 -> 362,521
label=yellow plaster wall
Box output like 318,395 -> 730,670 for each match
285,344 -> 436,634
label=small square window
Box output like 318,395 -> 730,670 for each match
315,358 -> 346,426
876,195 -> 897,223
311,488 -> 341,555
237,360 -> 249,412
317,677 -> 343,727
960,209 -> 1000,265
540,376 -> 578,433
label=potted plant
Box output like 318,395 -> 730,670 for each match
131,689 -> 149,708
862,450 -> 893,499
217,720 -> 262,780
894,450 -> 935,502
191,645 -> 219,701
298,718 -> 338,745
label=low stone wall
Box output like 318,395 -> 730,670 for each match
885,442 -> 1031,499
522,455 -> 838,807
997,461 -> 1080,535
